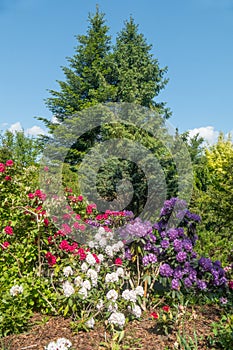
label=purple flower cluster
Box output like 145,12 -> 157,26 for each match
122,197 -> 228,293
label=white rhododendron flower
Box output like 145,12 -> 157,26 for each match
106,231 -> 113,240
82,280 -> 91,290
85,317 -> 95,328
99,237 -> 107,247
132,304 -> 142,318
74,276 -> 83,287
98,227 -> 105,235
108,302 -> 118,312
86,253 -> 96,266
87,269 -> 98,286
44,337 -> 72,350
62,281 -> 75,297
122,289 -> 137,303
105,272 -> 119,283
81,262 -> 88,272
97,254 -> 104,262
10,285 -> 23,296
108,312 -> 125,328
79,287 -> 88,299
94,232 -> 102,241
105,245 -> 113,257
135,285 -> 144,297
63,266 -> 73,277
96,299 -> 104,310
106,289 -> 118,301
116,267 -> 124,277
88,240 -> 95,248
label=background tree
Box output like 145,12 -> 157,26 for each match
190,133 -> 233,263
40,8 -> 187,218
0,130 -> 42,166
113,17 -> 170,118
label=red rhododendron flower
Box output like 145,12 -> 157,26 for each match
59,240 -> 70,251
229,281 -> 233,289
5,176 -> 12,181
162,305 -> 170,312
150,312 -> 159,319
47,236 -> 53,245
45,252 -> 57,266
77,195 -> 83,201
92,253 -> 100,264
44,218 -> 49,227
6,159 -> 14,167
4,226 -> 13,235
0,163 -> 5,172
28,193 -> 35,199
2,241 -> 10,249
115,258 -> 123,266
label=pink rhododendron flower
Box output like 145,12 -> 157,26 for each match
5,176 -> 12,181
44,166 -> 49,171
45,252 -> 57,266
6,159 -> 14,167
2,241 -> 10,249
77,195 -> 83,201
28,193 -> 35,199
4,226 -> 13,235
229,281 -> 233,289
86,205 -> 93,214
0,163 -> 5,172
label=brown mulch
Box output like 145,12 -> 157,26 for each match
1,305 -> 221,350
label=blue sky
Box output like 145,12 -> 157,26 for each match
0,0 -> 232,144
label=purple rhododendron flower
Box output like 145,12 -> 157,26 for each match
184,277 -> 193,288
167,228 -> 179,241
176,251 -> 187,263
173,239 -> 183,252
171,278 -> 180,290
173,266 -> 184,279
160,263 -> 173,277
197,279 -> 207,290
161,239 -> 170,249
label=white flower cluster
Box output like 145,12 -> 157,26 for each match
62,281 -> 75,297
86,252 -> 97,266
10,285 -> 23,296
87,227 -> 124,259
96,299 -> 104,310
44,337 -> 72,350
122,285 -> 144,303
63,266 -> 73,277
86,268 -> 98,286
131,304 -> 142,318
122,289 -> 137,303
85,317 -> 95,328
105,272 -> 119,283
108,312 -> 125,328
106,289 -> 118,301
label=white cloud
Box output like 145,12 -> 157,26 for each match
188,126 -> 220,146
51,115 -> 60,124
9,122 -> 23,133
25,125 -> 47,136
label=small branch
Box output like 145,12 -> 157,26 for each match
37,290 -> 58,314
